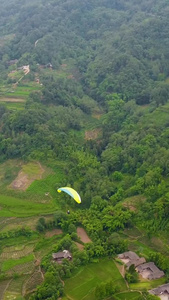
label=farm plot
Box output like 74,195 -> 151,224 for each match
10,162 -> 44,191
45,228 -> 63,238
5,84 -> 41,99
0,280 -> 11,300
7,260 -> 35,276
3,291 -> 21,300
0,216 -> 40,232
1,254 -> 34,273
0,217 -> 14,231
0,244 -> 34,260
0,101 -> 25,111
115,291 -> 141,299
0,194 -> 56,217
130,277 -> 166,291
64,259 -> 127,300
0,97 -> 25,102
0,214 -> 55,232
77,227 -> 91,243
27,173 -> 64,198
24,269 -> 43,294
6,275 -> 29,293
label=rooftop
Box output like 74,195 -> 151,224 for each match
118,251 -> 140,261
149,283 -> 169,296
136,262 -> 164,280
118,251 -> 146,269
52,250 -> 72,260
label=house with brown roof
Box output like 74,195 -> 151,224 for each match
136,262 -> 164,280
52,250 -> 72,264
149,283 -> 169,299
7,59 -> 18,66
118,251 -> 146,269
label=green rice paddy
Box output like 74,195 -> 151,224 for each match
64,259 -> 127,300
0,194 -> 57,217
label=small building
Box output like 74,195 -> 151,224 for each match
7,59 -> 18,66
52,250 -> 72,264
118,251 -> 146,269
149,283 -> 169,299
45,63 -> 53,69
136,262 -> 164,280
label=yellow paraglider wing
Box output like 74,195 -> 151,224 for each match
57,187 -> 81,204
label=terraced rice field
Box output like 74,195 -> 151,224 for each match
7,260 -> 35,276
0,280 -> 12,300
6,275 -> 29,294
0,244 -> 34,260
24,270 -> 43,294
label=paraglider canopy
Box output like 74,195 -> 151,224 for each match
57,187 -> 81,204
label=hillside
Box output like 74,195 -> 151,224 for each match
0,0 -> 169,299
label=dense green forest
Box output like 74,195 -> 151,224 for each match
0,0 -> 169,299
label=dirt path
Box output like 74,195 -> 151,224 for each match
115,261 -> 125,277
115,261 -> 129,288
77,227 -> 91,243
39,266 -> 44,281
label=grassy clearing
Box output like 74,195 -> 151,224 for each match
83,114 -> 101,131
64,259 -> 127,300
124,227 -> 143,238
2,253 -> 34,272
140,102 -> 169,128
115,291 -> 141,299
124,224 -> 169,263
130,277 -> 166,290
27,172 -> 64,198
138,235 -> 169,257
41,61 -> 75,80
0,215 -> 54,232
22,162 -> 43,178
0,194 -> 57,217
128,240 -> 154,257
122,195 -> 146,212
9,161 -> 45,191
8,70 -> 24,81
34,234 -> 63,259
